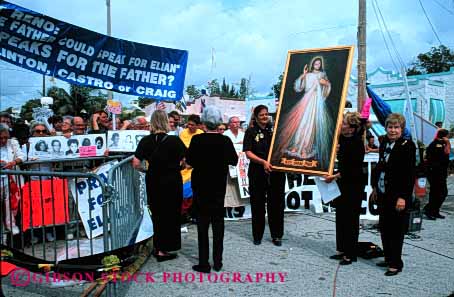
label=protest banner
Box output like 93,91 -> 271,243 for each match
70,162 -> 114,238
107,130 -> 150,152
28,134 -> 106,160
0,1 -> 188,100
21,178 -> 69,231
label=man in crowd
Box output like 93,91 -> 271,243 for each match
73,116 -> 87,135
90,110 -> 110,133
61,116 -> 73,137
222,116 -> 246,218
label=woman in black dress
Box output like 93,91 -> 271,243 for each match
325,112 -> 365,265
133,110 -> 186,262
371,113 -> 416,276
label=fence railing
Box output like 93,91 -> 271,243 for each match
106,155 -> 146,250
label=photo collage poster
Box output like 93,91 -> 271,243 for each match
28,134 -> 106,160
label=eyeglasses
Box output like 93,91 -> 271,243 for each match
34,129 -> 47,134
218,128 -> 226,131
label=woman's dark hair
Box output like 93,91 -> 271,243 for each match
35,140 -> 48,151
188,114 -> 201,125
82,138 -> 91,146
253,105 -> 268,119
436,128 -> 449,139
95,136 -> 104,145
67,139 -> 79,146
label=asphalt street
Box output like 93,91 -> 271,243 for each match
2,181 -> 454,297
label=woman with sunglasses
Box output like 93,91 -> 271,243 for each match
325,112 -> 365,265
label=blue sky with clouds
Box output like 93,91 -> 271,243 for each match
1,0 -> 453,110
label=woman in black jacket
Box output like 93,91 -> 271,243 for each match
371,113 -> 416,276
325,112 -> 365,265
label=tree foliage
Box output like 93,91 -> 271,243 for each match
185,85 -> 201,99
271,73 -> 284,98
407,45 -> 454,75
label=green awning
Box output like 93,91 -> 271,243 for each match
385,98 -> 417,114
429,98 -> 445,124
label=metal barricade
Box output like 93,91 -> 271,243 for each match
0,155 -> 130,262
106,155 -> 147,250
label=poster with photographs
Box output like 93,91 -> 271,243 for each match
269,46 -> 354,176
107,130 -> 150,152
28,134 -> 106,160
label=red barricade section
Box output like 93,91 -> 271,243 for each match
21,178 -> 69,231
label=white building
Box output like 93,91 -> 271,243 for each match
349,67 -> 454,128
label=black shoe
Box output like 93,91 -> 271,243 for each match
192,264 -> 211,273
156,253 -> 177,262
213,263 -> 223,272
272,238 -> 282,246
424,212 -> 436,220
376,261 -> 389,267
329,254 -> 344,260
339,258 -> 353,265
384,268 -> 401,276
434,213 -> 445,219
253,239 -> 261,245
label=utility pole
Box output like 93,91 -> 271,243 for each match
106,0 -> 112,103
357,0 -> 367,111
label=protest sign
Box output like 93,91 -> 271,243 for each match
107,100 -> 122,115
21,178 -> 69,231
28,134 -> 106,160
70,162 -> 115,238
236,151 -> 250,198
107,130 -> 150,152
0,1 -> 188,100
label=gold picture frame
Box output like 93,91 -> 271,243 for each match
268,45 -> 355,176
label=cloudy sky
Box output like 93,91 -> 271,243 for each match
1,0 -> 453,109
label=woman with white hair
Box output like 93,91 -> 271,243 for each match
186,106 -> 238,273
0,123 -> 25,235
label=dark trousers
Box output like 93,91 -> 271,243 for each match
249,170 -> 285,241
426,172 -> 448,215
335,193 -> 362,258
379,208 -> 406,270
196,206 -> 224,266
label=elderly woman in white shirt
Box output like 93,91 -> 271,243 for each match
0,123 -> 26,235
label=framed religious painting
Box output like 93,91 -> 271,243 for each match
268,46 -> 354,176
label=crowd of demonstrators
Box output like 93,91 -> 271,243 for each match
243,105 -> 286,246
133,110 -> 186,262
423,128 -> 450,220
186,107 -> 238,273
371,113 -> 416,276
326,112 -> 366,265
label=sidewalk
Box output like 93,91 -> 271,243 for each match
3,193 -> 454,297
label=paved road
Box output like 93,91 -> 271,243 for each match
3,189 -> 454,297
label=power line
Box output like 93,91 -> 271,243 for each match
418,0 -> 443,45
289,24 -> 356,36
371,0 -> 400,73
433,0 -> 454,15
374,0 -> 406,69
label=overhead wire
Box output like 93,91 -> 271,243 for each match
418,0 -> 444,45
433,0 -> 454,15
370,0 -> 400,73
